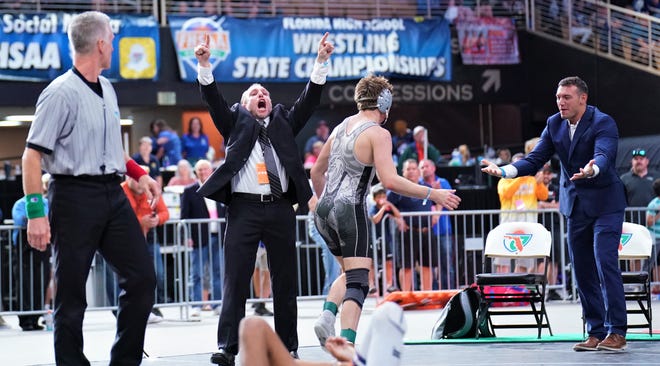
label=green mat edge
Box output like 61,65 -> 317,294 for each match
406,333 -> 658,344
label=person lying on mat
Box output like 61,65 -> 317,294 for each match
238,302 -> 406,366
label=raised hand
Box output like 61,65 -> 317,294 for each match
570,159 -> 596,181
431,189 -> 461,210
317,32 -> 334,64
194,33 -> 211,67
480,159 -> 502,177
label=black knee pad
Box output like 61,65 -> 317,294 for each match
343,268 -> 370,309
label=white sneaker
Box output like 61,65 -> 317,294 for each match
147,312 -> 163,324
313,310 -> 336,347
191,307 -> 202,317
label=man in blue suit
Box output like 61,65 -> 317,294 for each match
482,76 -> 627,352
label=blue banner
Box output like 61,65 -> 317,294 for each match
0,13 -> 160,81
169,16 -> 451,83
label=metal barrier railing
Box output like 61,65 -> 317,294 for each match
1,207 -> 656,320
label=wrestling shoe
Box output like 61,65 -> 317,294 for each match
314,310 -> 336,347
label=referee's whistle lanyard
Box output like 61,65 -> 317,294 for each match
101,102 -> 107,174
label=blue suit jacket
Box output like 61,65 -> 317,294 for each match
512,105 -> 626,217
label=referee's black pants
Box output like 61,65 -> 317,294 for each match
50,176 -> 155,366
216,195 -> 298,355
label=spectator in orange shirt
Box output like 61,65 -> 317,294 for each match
118,166 -> 169,320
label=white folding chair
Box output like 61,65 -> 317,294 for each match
476,222 -> 553,339
619,222 -> 654,335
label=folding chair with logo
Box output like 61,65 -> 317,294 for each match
476,221 -> 553,339
619,222 -> 653,336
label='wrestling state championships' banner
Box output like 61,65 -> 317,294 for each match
168,16 -> 452,83
0,13 -> 160,81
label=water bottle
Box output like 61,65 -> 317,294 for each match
44,305 -> 53,331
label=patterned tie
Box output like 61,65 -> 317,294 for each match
257,120 -> 283,198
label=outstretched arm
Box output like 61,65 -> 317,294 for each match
372,128 -> 460,210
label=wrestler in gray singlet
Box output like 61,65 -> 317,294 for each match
314,119 -> 378,258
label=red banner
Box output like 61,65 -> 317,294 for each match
456,17 -> 520,65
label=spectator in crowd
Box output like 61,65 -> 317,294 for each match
309,193 -> 341,296
397,125 -> 443,173
132,136 -> 163,188
369,184 -> 403,293
311,75 -> 460,350
304,120 -> 330,162
646,178 -> 660,293
495,147 -> 512,165
182,116 -> 210,166
12,173 -> 52,331
391,119 -> 414,162
151,118 -> 182,167
303,140 -> 324,170
241,301 -> 406,366
194,32 -> 334,364
22,11 -> 159,364
419,159 -> 455,289
252,243 -> 274,316
167,159 -> 196,187
620,148 -> 659,208
647,0 -> 660,17
458,144 -> 476,166
105,165 -> 171,322
537,162 -> 564,301
495,152 -> 549,273
482,76 -> 628,352
389,159 -> 439,291
570,0 -> 594,45
180,159 -> 225,318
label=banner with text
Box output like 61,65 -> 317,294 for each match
0,13 -> 160,81
456,17 -> 519,65
169,16 -> 451,83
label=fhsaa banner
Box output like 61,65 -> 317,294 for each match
0,13 -> 160,81
169,16 -> 452,83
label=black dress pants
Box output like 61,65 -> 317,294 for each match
216,196 -> 298,355
50,176 -> 155,366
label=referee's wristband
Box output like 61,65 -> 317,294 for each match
26,193 -> 46,219
499,167 -> 506,178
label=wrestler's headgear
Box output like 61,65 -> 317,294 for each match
356,88 -> 392,114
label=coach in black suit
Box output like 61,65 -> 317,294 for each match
194,33 -> 334,365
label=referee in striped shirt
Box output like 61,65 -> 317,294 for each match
22,11 -> 160,365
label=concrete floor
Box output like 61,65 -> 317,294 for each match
1,298 -> 658,366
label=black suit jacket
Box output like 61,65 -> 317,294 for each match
196,81 -> 322,205
181,181 -> 226,247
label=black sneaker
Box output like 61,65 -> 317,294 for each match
151,308 -> 163,317
210,348 -> 235,366
254,302 -> 274,316
546,290 -> 563,301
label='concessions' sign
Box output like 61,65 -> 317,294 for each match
0,13 -> 160,81
169,16 -> 452,83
